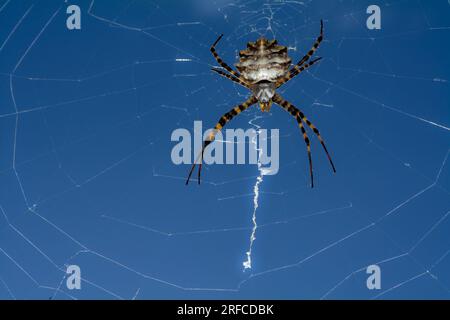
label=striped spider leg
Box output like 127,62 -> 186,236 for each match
210,34 -> 244,80
211,68 -> 249,88
272,93 -> 336,187
186,96 -> 258,184
276,20 -> 324,87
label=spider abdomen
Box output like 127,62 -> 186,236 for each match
235,38 -> 291,83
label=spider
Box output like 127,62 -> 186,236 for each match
186,20 -> 336,187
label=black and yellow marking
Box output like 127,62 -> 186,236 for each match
210,34 -> 242,78
186,96 -> 258,185
211,68 -> 249,88
209,96 -> 257,143
291,57 -> 322,74
295,20 -> 323,68
277,57 -> 322,87
277,20 -> 324,88
297,115 -> 314,187
272,93 -> 336,187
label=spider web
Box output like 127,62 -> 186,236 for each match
0,0 -> 449,299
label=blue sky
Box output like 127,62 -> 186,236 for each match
0,0 -> 449,299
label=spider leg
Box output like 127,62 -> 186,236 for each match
186,96 -> 258,185
272,93 -> 336,187
210,34 -> 242,78
298,116 -> 314,187
277,20 -> 324,87
211,68 -> 249,88
273,95 -> 314,186
295,20 -> 324,68
276,57 -> 322,88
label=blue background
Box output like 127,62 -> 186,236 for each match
0,0 -> 449,299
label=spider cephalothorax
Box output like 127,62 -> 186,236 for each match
187,20 -> 336,187
251,80 -> 275,112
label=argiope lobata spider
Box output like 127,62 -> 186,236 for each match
186,20 -> 336,187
